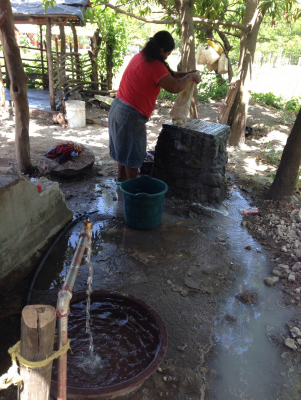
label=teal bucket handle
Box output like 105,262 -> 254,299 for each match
134,192 -> 153,198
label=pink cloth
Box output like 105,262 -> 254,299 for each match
117,52 -> 170,118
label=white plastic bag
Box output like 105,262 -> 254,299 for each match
169,73 -> 200,125
196,44 -> 207,65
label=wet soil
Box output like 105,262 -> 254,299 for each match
0,99 -> 300,399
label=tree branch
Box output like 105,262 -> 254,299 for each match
0,10 -> 7,28
193,17 -> 247,31
105,2 -> 247,31
194,25 -> 240,38
213,26 -> 241,38
106,3 -> 179,24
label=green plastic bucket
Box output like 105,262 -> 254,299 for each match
120,176 -> 168,230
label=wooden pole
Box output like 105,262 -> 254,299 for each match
46,18 -> 56,110
18,305 -> 56,400
59,25 -> 67,95
39,25 -> 45,88
0,57 -> 5,106
70,43 -> 75,80
0,3 -> 31,173
70,24 -> 81,85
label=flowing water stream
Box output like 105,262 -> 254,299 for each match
199,187 -> 300,400
76,236 -> 103,374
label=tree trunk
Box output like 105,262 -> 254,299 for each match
179,0 -> 198,119
46,18 -> 56,110
0,3 -> 31,173
88,30 -> 101,90
267,108 -> 301,200
227,0 -> 264,146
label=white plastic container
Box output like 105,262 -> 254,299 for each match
202,44 -> 220,65
218,53 -> 228,75
65,100 -> 86,128
196,44 -> 208,65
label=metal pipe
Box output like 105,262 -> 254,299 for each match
56,219 -> 93,400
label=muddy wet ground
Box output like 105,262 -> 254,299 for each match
0,91 -> 301,399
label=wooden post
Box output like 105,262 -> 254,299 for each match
0,57 -> 5,106
39,25 -> 45,89
0,3 -> 31,173
70,43 -> 75,80
70,24 -> 81,84
59,25 -> 67,95
19,305 -> 56,400
46,18 -> 56,110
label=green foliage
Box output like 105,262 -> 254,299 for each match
251,91 -> 301,113
262,149 -> 283,165
285,97 -> 301,113
256,15 -> 301,65
266,169 -> 276,180
197,69 -> 228,102
86,6 -> 128,81
251,92 -> 283,108
85,7 -> 94,24
42,0 -> 55,13
157,89 -> 177,101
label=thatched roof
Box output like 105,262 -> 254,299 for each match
12,0 -> 90,26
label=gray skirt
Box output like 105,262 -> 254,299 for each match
108,97 -> 149,168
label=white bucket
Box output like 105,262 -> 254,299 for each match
65,100 -> 86,128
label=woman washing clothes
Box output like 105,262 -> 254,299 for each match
108,30 -> 201,183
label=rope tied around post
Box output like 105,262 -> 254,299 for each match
0,340 -> 71,390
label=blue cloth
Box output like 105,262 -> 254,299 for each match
108,97 -> 149,168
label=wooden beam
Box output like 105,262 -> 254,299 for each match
13,17 -> 81,26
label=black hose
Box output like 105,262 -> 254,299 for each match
26,209 -> 99,305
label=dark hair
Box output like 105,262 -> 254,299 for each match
142,30 -> 175,76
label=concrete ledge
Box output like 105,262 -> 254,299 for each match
0,174 -> 73,290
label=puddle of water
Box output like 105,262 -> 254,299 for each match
34,181 -> 299,398
203,187 -> 298,400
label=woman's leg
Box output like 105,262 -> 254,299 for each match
125,166 -> 138,179
117,163 -> 127,182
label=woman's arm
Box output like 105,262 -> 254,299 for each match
158,72 -> 201,94
173,70 -> 197,79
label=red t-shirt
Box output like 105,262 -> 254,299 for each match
117,52 -> 170,118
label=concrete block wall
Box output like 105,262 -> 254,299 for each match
0,173 -> 73,290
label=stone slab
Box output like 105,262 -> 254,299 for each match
0,174 -> 73,289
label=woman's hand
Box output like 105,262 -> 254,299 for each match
189,72 -> 201,84
159,72 -> 201,94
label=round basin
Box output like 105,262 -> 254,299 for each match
51,291 -> 168,399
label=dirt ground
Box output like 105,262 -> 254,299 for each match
0,98 -> 300,399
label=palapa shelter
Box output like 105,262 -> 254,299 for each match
6,0 -> 100,110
